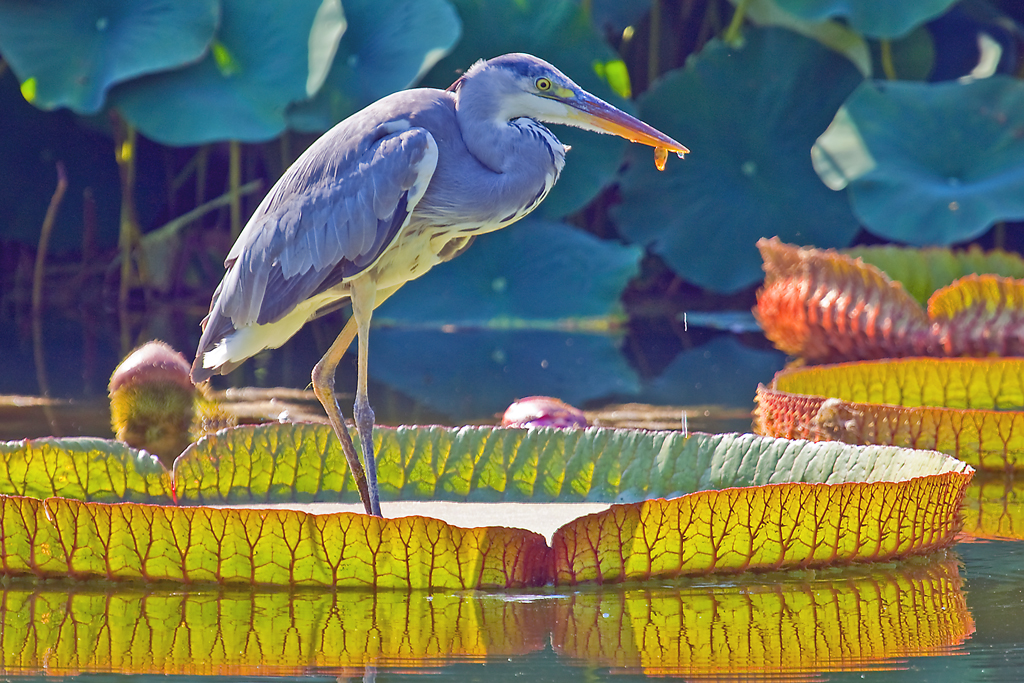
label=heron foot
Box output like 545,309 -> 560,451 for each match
353,397 -> 382,517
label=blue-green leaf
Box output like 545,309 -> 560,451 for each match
111,0 -> 336,144
287,0 -> 461,132
375,217 -> 641,326
612,27 -> 862,293
813,76 -> 1024,245
0,0 -> 219,114
773,0 -> 958,39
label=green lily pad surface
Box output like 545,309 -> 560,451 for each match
420,0 -> 631,218
287,0 -> 461,132
773,0 -> 958,38
111,0 -> 344,144
0,0 -> 218,113
613,27 -> 862,293
813,76 -> 1024,245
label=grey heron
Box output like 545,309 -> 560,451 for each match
190,53 -> 687,517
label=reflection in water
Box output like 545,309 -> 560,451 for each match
0,554 -> 971,679
962,472 -> 1024,541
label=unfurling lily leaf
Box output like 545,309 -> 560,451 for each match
0,425 -> 971,587
755,237 -> 930,361
755,238 -> 1024,362
0,555 -> 972,676
845,243 -> 1024,306
756,357 -> 1024,470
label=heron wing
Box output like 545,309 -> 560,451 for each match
209,125 -> 438,338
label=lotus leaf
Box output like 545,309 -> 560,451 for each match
0,0 -> 219,114
286,0 -> 461,132
111,0 -> 345,144
0,557 -> 971,675
613,27 -> 862,293
587,0 -> 652,33
813,76 -> 1024,245
419,0 -> 632,218
868,24 -> 936,79
376,217 -> 641,325
737,0 -> 872,76
773,0 -> 958,38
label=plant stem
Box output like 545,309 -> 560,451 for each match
724,0 -> 750,45
146,179 -> 262,242
648,0 -> 661,86
112,116 -> 148,354
195,144 -> 210,207
32,162 -> 68,411
229,140 -> 243,240
880,39 -> 897,80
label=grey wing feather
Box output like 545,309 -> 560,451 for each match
213,127 -> 437,332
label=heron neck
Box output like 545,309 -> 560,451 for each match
454,82 -> 551,175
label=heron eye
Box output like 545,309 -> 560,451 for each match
536,77 -> 552,91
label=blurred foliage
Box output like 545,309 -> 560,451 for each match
286,0 -> 461,132
774,0 -> 960,38
0,0 -> 219,113
109,0 -> 346,144
1,0 -> 1024,398
814,76 -> 1024,245
613,26 -> 863,293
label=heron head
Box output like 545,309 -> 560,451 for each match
452,53 -> 688,160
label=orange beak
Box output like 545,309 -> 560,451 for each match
567,91 -> 688,166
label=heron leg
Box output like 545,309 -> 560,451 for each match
311,317 -> 374,515
349,278 -> 382,517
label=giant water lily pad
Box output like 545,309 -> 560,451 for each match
286,0 -> 461,132
756,357 -> 1024,470
755,238 -> 1024,362
774,0 -> 958,38
0,556 -> 971,676
613,27 -> 862,293
0,424 -> 972,587
419,0 -> 633,218
0,0 -> 219,113
110,0 -> 344,144
813,76 -> 1024,245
